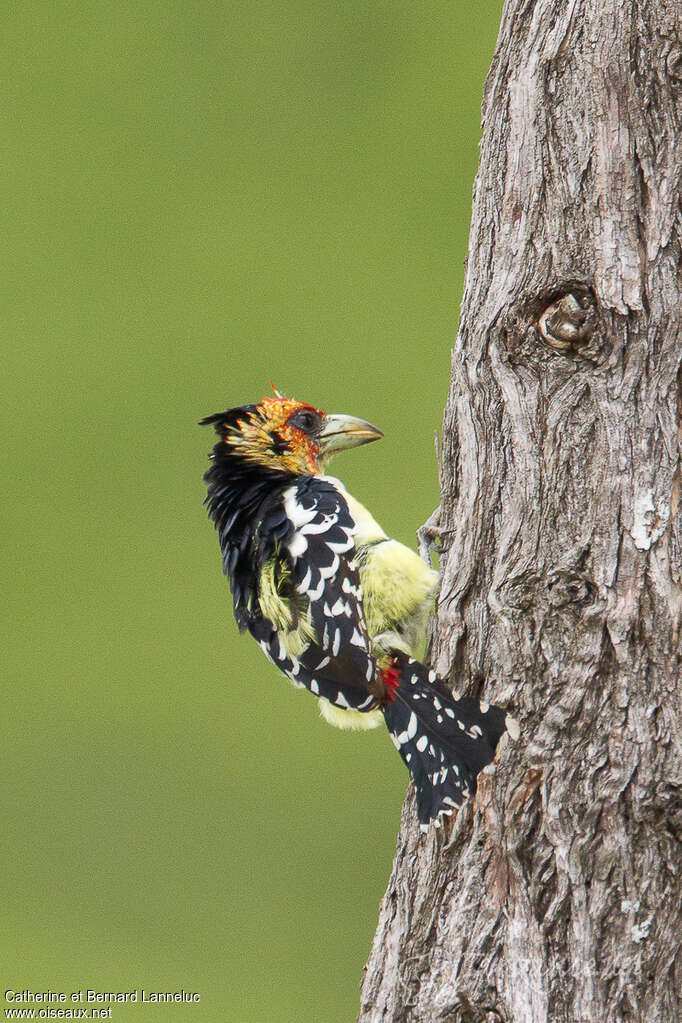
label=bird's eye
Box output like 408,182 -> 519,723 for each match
288,410 -> 321,434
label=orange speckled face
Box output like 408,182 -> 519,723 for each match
227,395 -> 326,475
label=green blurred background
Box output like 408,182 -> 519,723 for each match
2,3 -> 502,1020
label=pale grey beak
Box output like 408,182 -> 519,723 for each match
317,413 -> 383,455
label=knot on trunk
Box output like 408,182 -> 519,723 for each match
537,290 -> 597,354
546,568 -> 597,612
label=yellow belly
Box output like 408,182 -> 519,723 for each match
360,539 -> 438,656
343,487 -> 438,646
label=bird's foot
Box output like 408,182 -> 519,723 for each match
417,506 -> 448,563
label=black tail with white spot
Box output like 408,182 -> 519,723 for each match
383,655 -> 512,830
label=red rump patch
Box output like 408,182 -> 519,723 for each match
380,661 -> 401,704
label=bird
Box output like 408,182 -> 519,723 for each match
200,387 -> 516,830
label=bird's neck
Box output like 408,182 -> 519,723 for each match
316,474 -> 387,546
203,455 -> 295,541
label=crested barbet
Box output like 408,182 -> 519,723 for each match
201,388 -> 516,830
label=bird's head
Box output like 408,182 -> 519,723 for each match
201,387 -> 383,476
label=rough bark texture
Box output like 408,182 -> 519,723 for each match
359,2 -> 682,1021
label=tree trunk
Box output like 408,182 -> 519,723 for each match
359,2 -> 682,1021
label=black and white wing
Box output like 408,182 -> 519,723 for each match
248,476 -> 378,712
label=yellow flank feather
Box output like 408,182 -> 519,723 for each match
258,558 -> 293,630
258,555 -> 315,658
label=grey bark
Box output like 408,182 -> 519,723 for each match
359,2 -> 682,1022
